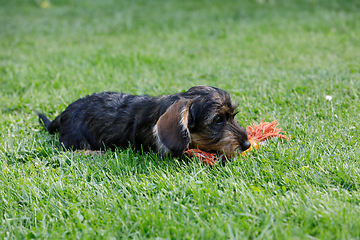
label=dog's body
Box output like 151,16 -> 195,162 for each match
38,86 -> 250,158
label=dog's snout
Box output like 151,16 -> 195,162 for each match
241,141 -> 251,151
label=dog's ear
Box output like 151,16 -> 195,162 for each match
154,99 -> 192,156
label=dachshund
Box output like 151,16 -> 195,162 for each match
38,86 -> 251,158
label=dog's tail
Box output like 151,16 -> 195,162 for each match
38,113 -> 60,134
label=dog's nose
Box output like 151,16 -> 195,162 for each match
241,141 -> 251,151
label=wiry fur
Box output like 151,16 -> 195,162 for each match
38,86 -> 251,158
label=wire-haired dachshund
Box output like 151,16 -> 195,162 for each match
38,86 -> 251,158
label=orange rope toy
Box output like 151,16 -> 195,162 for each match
185,120 -> 288,166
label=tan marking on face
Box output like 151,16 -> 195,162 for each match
213,132 -> 241,157
203,102 -> 233,125
189,130 -> 240,158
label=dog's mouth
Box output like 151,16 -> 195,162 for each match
212,148 -> 242,161
219,145 -> 251,160
189,146 -> 241,158
188,137 -> 249,162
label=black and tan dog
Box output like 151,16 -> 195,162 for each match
38,86 -> 251,158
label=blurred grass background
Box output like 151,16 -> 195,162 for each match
1,0 -> 360,239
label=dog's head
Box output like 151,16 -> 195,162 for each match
154,86 -> 250,158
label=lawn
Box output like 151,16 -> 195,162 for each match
1,0 -> 360,239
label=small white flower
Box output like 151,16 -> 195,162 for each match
325,95 -> 332,101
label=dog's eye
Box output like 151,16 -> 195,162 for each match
213,116 -> 224,124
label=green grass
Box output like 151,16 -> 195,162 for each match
1,0 -> 360,238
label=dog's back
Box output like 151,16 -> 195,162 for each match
40,92 -> 164,150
